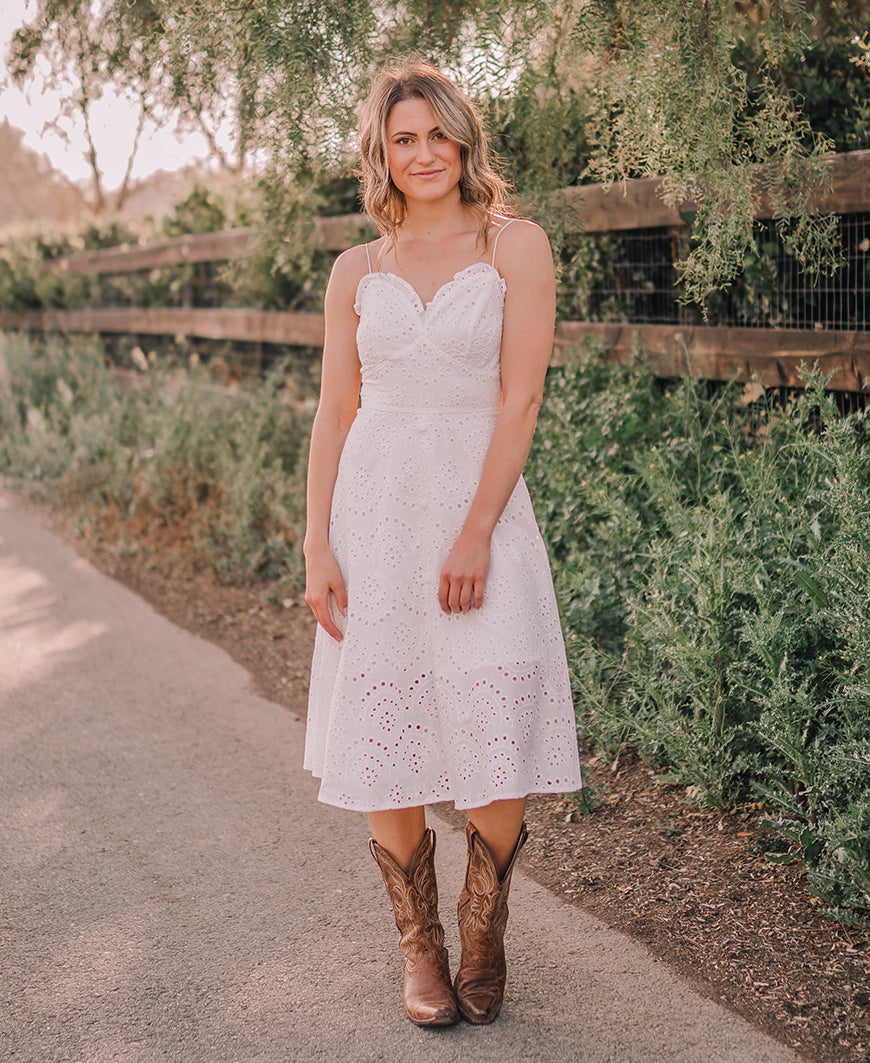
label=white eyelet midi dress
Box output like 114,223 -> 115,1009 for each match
304,220 -> 584,811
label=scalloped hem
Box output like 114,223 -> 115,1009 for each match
305,769 -> 584,813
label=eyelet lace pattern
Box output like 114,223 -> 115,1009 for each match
304,256 -> 583,811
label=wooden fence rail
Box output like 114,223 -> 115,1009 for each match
557,148 -> 870,231
553,323 -> 870,391
45,215 -> 374,277
2,149 -> 868,391
0,307 -> 326,348
2,307 -> 867,391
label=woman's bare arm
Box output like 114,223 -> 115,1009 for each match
303,245 -> 366,640
438,220 -> 556,614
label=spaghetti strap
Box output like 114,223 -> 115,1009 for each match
365,241 -> 373,273
490,218 -> 517,265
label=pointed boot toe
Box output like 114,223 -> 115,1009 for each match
453,975 -> 502,1025
404,949 -> 459,1026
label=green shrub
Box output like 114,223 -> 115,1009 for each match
0,332 -> 311,589
528,351 -> 870,925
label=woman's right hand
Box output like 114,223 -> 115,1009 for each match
304,546 -> 348,642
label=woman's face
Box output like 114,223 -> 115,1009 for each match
385,97 -> 462,205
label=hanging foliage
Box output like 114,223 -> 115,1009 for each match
8,0 -> 868,301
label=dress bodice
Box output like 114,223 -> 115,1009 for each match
353,261 -> 506,412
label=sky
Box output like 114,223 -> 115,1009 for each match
0,0 -> 220,189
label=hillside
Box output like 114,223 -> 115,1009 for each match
0,119 -> 83,228
0,119 -> 225,233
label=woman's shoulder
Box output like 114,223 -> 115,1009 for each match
326,239 -> 381,308
490,215 -> 550,248
489,216 -> 553,275
331,240 -> 376,281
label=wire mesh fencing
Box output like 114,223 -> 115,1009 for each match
557,212 -> 870,333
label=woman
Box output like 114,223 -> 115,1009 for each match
303,61 -> 583,1027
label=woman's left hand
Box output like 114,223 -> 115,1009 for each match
438,530 -> 491,614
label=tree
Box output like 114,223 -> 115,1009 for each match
6,0 -> 168,213
5,0 -> 262,213
556,0 -> 845,300
9,0 -> 867,296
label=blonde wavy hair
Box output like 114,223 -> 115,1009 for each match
358,61 -> 513,248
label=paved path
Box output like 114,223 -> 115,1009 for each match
0,490 -> 802,1063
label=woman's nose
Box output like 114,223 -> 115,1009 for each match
415,138 -> 435,162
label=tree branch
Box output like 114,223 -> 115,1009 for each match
113,91 -> 150,211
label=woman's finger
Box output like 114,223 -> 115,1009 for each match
319,596 -> 345,641
438,572 -> 451,613
334,585 -> 348,617
305,587 -> 345,642
458,580 -> 473,613
472,575 -> 485,609
330,574 -> 348,619
444,574 -> 458,612
449,579 -> 465,613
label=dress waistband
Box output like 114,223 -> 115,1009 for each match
360,400 -> 498,415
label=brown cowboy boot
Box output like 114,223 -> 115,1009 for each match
369,828 -> 459,1027
455,820 -> 529,1024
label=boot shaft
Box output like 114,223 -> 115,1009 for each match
370,827 -> 447,959
457,821 -> 528,954
455,820 -> 529,1025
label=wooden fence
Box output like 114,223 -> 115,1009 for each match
1,150 -> 868,391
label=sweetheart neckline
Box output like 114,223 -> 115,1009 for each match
356,261 -> 504,313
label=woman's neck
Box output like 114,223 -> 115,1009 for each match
398,194 -> 478,244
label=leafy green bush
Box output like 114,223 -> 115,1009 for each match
527,351 -> 870,926
0,217 -> 145,311
0,332 -> 311,588
161,184 -> 229,238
